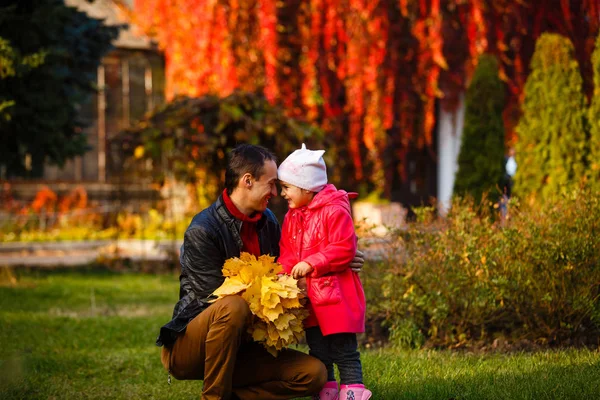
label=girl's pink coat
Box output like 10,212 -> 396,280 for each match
279,184 -> 366,335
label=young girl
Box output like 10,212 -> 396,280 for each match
277,144 -> 372,400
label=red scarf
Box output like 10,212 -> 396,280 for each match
222,189 -> 261,257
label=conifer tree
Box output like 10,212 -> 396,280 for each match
454,54 -> 505,203
514,33 -> 587,199
0,1 -> 118,178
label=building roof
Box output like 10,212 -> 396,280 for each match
65,0 -> 156,50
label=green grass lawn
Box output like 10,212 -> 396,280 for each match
0,268 -> 599,399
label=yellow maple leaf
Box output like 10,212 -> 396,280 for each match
261,276 -> 291,299
265,346 -> 278,357
240,252 -> 256,263
223,257 -> 245,277
250,320 -> 268,342
242,279 -> 265,319
280,297 -> 302,309
258,254 -> 282,274
262,303 -> 284,322
261,292 -> 281,309
267,323 -> 280,342
276,275 -> 302,298
239,265 -> 255,284
241,278 -> 261,304
273,313 -> 296,331
211,276 -> 249,301
293,329 -> 304,342
277,326 -> 294,343
246,260 -> 265,278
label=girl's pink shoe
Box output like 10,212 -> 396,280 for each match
339,385 -> 372,400
313,381 -> 339,400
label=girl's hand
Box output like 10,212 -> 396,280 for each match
296,277 -> 307,293
291,261 -> 313,279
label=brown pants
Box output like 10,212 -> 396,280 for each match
161,295 -> 327,400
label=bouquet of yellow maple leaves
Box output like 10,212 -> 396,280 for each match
210,252 -> 308,356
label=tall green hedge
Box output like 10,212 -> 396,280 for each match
514,33 -> 588,200
589,33 -> 600,189
454,54 -> 506,203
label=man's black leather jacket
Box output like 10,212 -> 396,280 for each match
156,195 -> 281,347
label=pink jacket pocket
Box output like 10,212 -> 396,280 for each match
309,276 -> 342,306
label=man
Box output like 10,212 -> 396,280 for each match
501,147 -> 517,219
157,144 -> 363,400
504,147 -> 517,199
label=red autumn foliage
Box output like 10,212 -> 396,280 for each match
29,186 -> 57,214
7,186 -> 90,218
58,186 -> 88,214
133,0 -> 598,186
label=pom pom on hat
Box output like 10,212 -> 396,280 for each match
278,144 -> 327,192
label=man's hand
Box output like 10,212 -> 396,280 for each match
291,261 -> 313,279
350,249 -> 365,273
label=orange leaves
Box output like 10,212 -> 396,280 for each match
58,186 -> 88,214
132,0 -> 599,188
132,0 -> 459,182
19,186 -> 91,217
258,0 -> 278,102
411,0 -> 447,146
30,186 -> 57,213
467,0 -> 487,65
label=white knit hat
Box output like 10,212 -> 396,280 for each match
278,143 -> 328,192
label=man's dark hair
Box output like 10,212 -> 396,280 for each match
225,144 -> 277,194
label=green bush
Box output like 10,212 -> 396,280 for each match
115,91 -> 322,185
514,33 -> 588,201
454,54 -> 505,203
363,188 -> 600,348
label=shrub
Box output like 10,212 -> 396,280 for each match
362,188 -> 600,348
115,91 -> 322,183
114,91 -> 323,219
454,54 -> 505,203
514,33 -> 588,201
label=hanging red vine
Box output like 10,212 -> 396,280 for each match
133,0 -> 599,190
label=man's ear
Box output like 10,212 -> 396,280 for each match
241,173 -> 253,188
